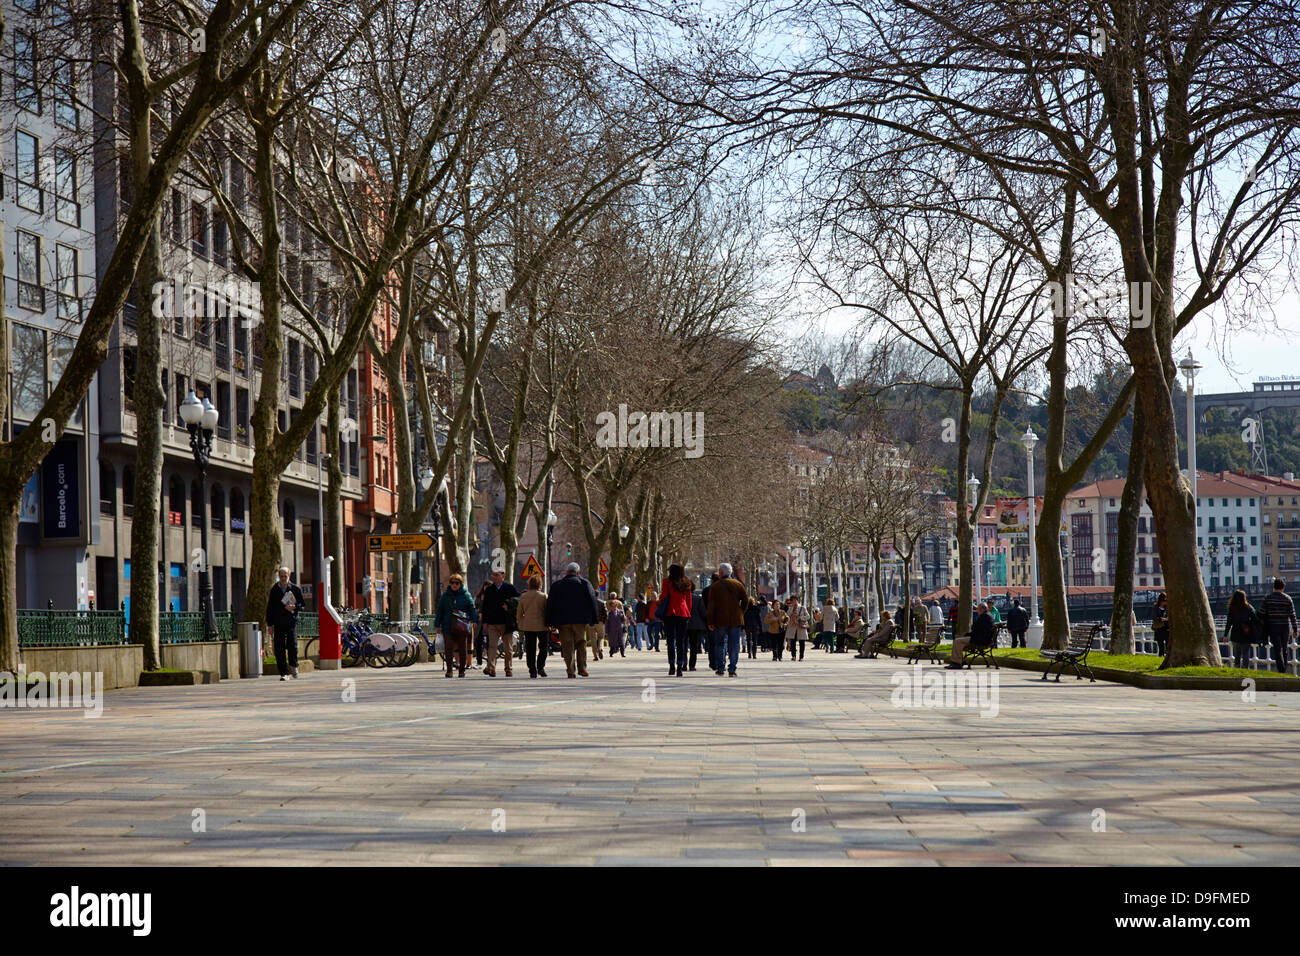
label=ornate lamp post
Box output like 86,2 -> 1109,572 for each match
1021,427 -> 1041,625
180,391 -> 220,639
1179,349 -> 1202,506
967,473 -> 981,604
421,468 -> 447,601
546,510 -> 558,582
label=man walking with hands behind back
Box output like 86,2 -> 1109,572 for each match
546,563 -> 600,678
706,563 -> 750,677
266,567 -> 305,681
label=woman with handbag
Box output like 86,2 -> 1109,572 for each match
785,597 -> 810,661
765,600 -> 788,661
435,573 -> 478,678
518,574 -> 550,678
1224,589 -> 1262,669
659,564 -> 695,676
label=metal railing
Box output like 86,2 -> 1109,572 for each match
159,611 -> 236,643
18,610 -> 128,647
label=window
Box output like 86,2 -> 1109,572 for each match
191,201 -> 208,257
1250,516 -> 1256,526
283,500 -> 296,541
56,244 -> 79,321
171,189 -> 185,245
54,56 -> 77,128
100,463 -> 116,517
210,378 -> 229,439
54,148 -> 79,225
235,387 -> 249,444
168,476 -> 185,526
174,374 -> 188,425
191,480 -> 203,529
288,339 -> 301,398
229,488 -> 245,532
17,131 -> 42,212
50,334 -> 79,425
15,32 -> 39,114
11,325 -> 46,421
122,467 -> 134,519
17,231 -> 44,311
210,485 -> 225,532
212,217 -> 228,266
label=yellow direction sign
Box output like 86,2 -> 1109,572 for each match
367,533 -> 435,553
598,557 -> 609,589
522,554 -> 543,579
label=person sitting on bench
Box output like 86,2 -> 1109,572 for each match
856,611 -> 897,657
947,603 -> 995,668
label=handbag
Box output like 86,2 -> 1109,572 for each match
654,595 -> 668,621
450,609 -> 472,641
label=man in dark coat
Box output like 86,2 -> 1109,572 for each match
478,568 -> 520,677
545,563 -> 599,678
1006,598 -> 1030,649
947,602 -> 996,668
1261,578 -> 1299,673
266,567 -> 305,680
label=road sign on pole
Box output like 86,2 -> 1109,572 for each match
367,533 -> 435,553
521,554 -> 543,579
598,557 -> 609,590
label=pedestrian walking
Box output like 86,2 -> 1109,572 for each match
703,571 -> 722,671
479,568 -> 519,677
1151,592 -> 1170,658
1005,598 -> 1030,649
687,589 -> 708,671
472,579 -> 491,666
435,573 -> 478,678
819,597 -> 839,653
1224,589 -> 1263,669
785,597 -> 810,661
589,598 -> 607,661
606,598 -> 627,657
706,563 -> 750,677
745,597 -> 765,659
265,567 -> 305,681
545,563 -> 600,678
632,597 -> 648,650
659,564 -> 695,676
1260,577 -> 1299,673
517,575 -> 550,678
765,599 -> 788,660
929,600 -> 944,628
646,590 -> 663,651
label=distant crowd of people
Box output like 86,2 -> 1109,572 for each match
426,569 -> 1299,679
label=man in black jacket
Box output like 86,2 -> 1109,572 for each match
266,567 -> 305,681
545,563 -> 599,678
478,568 -> 520,677
947,602 -> 996,668
1006,598 -> 1030,648
1261,578 -> 1298,673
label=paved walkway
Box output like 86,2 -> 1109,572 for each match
3,650 -> 1299,865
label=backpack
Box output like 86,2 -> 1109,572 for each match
503,595 -> 520,632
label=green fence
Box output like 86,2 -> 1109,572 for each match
17,610 -> 128,647
159,612 -> 236,643
297,612 -> 318,638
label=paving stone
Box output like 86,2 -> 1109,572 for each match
2,654 -> 1299,864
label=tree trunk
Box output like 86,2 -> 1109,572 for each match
126,83 -> 163,670
326,389 -> 345,609
243,98 -> 285,628
1036,488 -> 1069,650
0,498 -> 19,672
127,235 -> 164,669
1109,403 -> 1146,654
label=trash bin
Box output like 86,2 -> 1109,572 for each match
238,622 -> 263,678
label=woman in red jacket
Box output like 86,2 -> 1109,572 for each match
660,564 -> 695,677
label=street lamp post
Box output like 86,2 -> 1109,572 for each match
420,468 -> 446,606
317,451 -> 330,612
1021,427 -> 1041,624
967,473 -> 980,604
180,391 -> 219,640
546,510 -> 557,583
1179,349 -> 1202,507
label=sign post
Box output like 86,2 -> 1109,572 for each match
367,533 -> 435,553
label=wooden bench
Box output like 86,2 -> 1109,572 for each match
1039,623 -> 1102,682
960,634 -> 1000,668
905,624 -> 944,664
